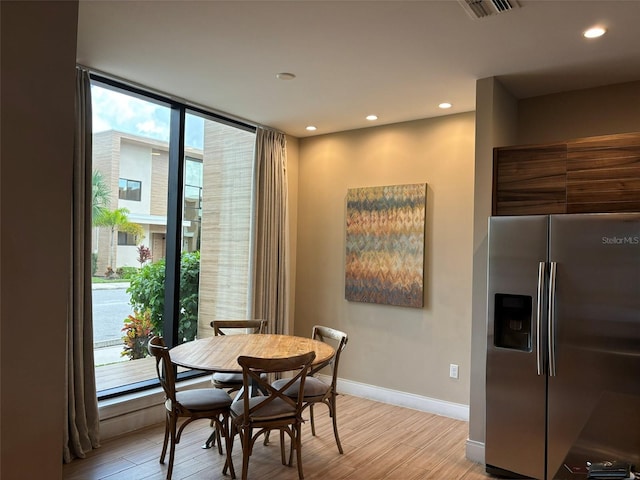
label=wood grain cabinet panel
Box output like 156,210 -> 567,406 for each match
566,132 -> 640,213
493,132 -> 640,216
493,143 -> 567,215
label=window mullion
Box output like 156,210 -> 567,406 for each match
163,106 -> 186,347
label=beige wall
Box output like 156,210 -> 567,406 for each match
294,113 -> 475,405
1,1 -> 78,478
468,77 -> 519,458
468,78 -> 640,458
517,80 -> 640,146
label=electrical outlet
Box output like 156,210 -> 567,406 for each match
449,364 -> 459,379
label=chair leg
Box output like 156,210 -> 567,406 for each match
166,414 -> 178,480
216,425 -> 223,454
202,423 -> 223,454
330,395 -> 344,454
279,430 -> 287,465
223,422 -> 235,478
295,423 -> 304,480
160,411 -> 170,464
203,430 -> 214,449
221,415 -> 236,479
309,404 -> 316,436
241,426 -> 252,480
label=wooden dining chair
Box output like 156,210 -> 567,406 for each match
224,351 -> 316,480
210,320 -> 268,394
205,320 -> 267,451
148,336 -> 235,480
272,325 -> 349,453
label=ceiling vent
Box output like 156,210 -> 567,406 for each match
458,0 -> 520,19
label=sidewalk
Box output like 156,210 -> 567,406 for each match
92,281 -> 130,290
92,280 -> 132,365
94,344 -> 127,365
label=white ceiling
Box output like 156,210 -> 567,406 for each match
77,0 -> 640,138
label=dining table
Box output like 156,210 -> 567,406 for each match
169,333 -> 335,374
170,333 -> 336,450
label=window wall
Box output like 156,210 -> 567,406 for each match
90,76 -> 256,398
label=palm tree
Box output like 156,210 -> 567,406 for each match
93,207 -> 144,269
92,170 -> 110,223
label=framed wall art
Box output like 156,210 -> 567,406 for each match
345,183 -> 426,308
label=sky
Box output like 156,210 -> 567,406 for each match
91,84 -> 204,150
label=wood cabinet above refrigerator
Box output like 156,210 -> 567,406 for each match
493,132 -> 640,216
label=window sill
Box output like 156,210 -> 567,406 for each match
98,377 -> 211,440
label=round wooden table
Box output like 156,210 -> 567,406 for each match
169,333 -> 335,373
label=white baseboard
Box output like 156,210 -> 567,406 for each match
319,374 -> 470,421
328,375 -> 484,465
465,438 -> 485,464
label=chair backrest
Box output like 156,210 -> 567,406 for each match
310,325 -> 348,382
148,336 -> 176,404
211,320 -> 267,336
237,351 -> 316,421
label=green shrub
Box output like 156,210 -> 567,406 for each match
118,266 -> 139,280
127,251 -> 200,342
91,253 -> 98,276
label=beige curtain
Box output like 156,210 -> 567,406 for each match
252,128 -> 290,334
64,67 -> 101,463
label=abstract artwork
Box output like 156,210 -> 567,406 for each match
345,183 -> 426,308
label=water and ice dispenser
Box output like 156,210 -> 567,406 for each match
494,293 -> 532,351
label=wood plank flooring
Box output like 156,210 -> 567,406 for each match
63,394 -> 492,480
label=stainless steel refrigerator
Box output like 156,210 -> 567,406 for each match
485,213 -> 640,480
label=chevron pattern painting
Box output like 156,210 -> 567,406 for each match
345,183 -> 426,307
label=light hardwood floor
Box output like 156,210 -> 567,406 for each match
63,394 -> 492,480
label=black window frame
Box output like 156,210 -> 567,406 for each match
90,73 -> 256,400
118,178 -> 142,201
117,231 -> 137,246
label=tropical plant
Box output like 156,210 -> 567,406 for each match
127,251 -> 201,342
93,207 -> 144,268
121,309 -> 153,360
136,244 -> 152,268
91,170 -> 110,223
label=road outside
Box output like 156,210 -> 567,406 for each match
93,282 -> 134,365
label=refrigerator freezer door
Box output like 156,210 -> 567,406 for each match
486,215 -> 549,479
547,213 -> 640,480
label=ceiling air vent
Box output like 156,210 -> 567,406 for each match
458,0 -> 520,19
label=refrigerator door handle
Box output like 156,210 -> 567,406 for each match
548,261 -> 557,377
536,262 -> 546,376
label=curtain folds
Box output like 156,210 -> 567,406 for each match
64,67 -> 101,463
252,128 -> 290,335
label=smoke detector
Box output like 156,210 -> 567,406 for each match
458,0 -> 520,19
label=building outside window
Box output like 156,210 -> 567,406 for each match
90,78 -> 256,398
118,178 -> 142,201
117,231 -> 138,246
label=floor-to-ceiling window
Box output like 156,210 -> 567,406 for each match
90,76 -> 256,398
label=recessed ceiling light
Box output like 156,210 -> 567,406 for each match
276,72 -> 296,80
583,27 -> 606,39
306,125 -> 317,131
439,102 -> 452,109
366,115 -> 378,121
